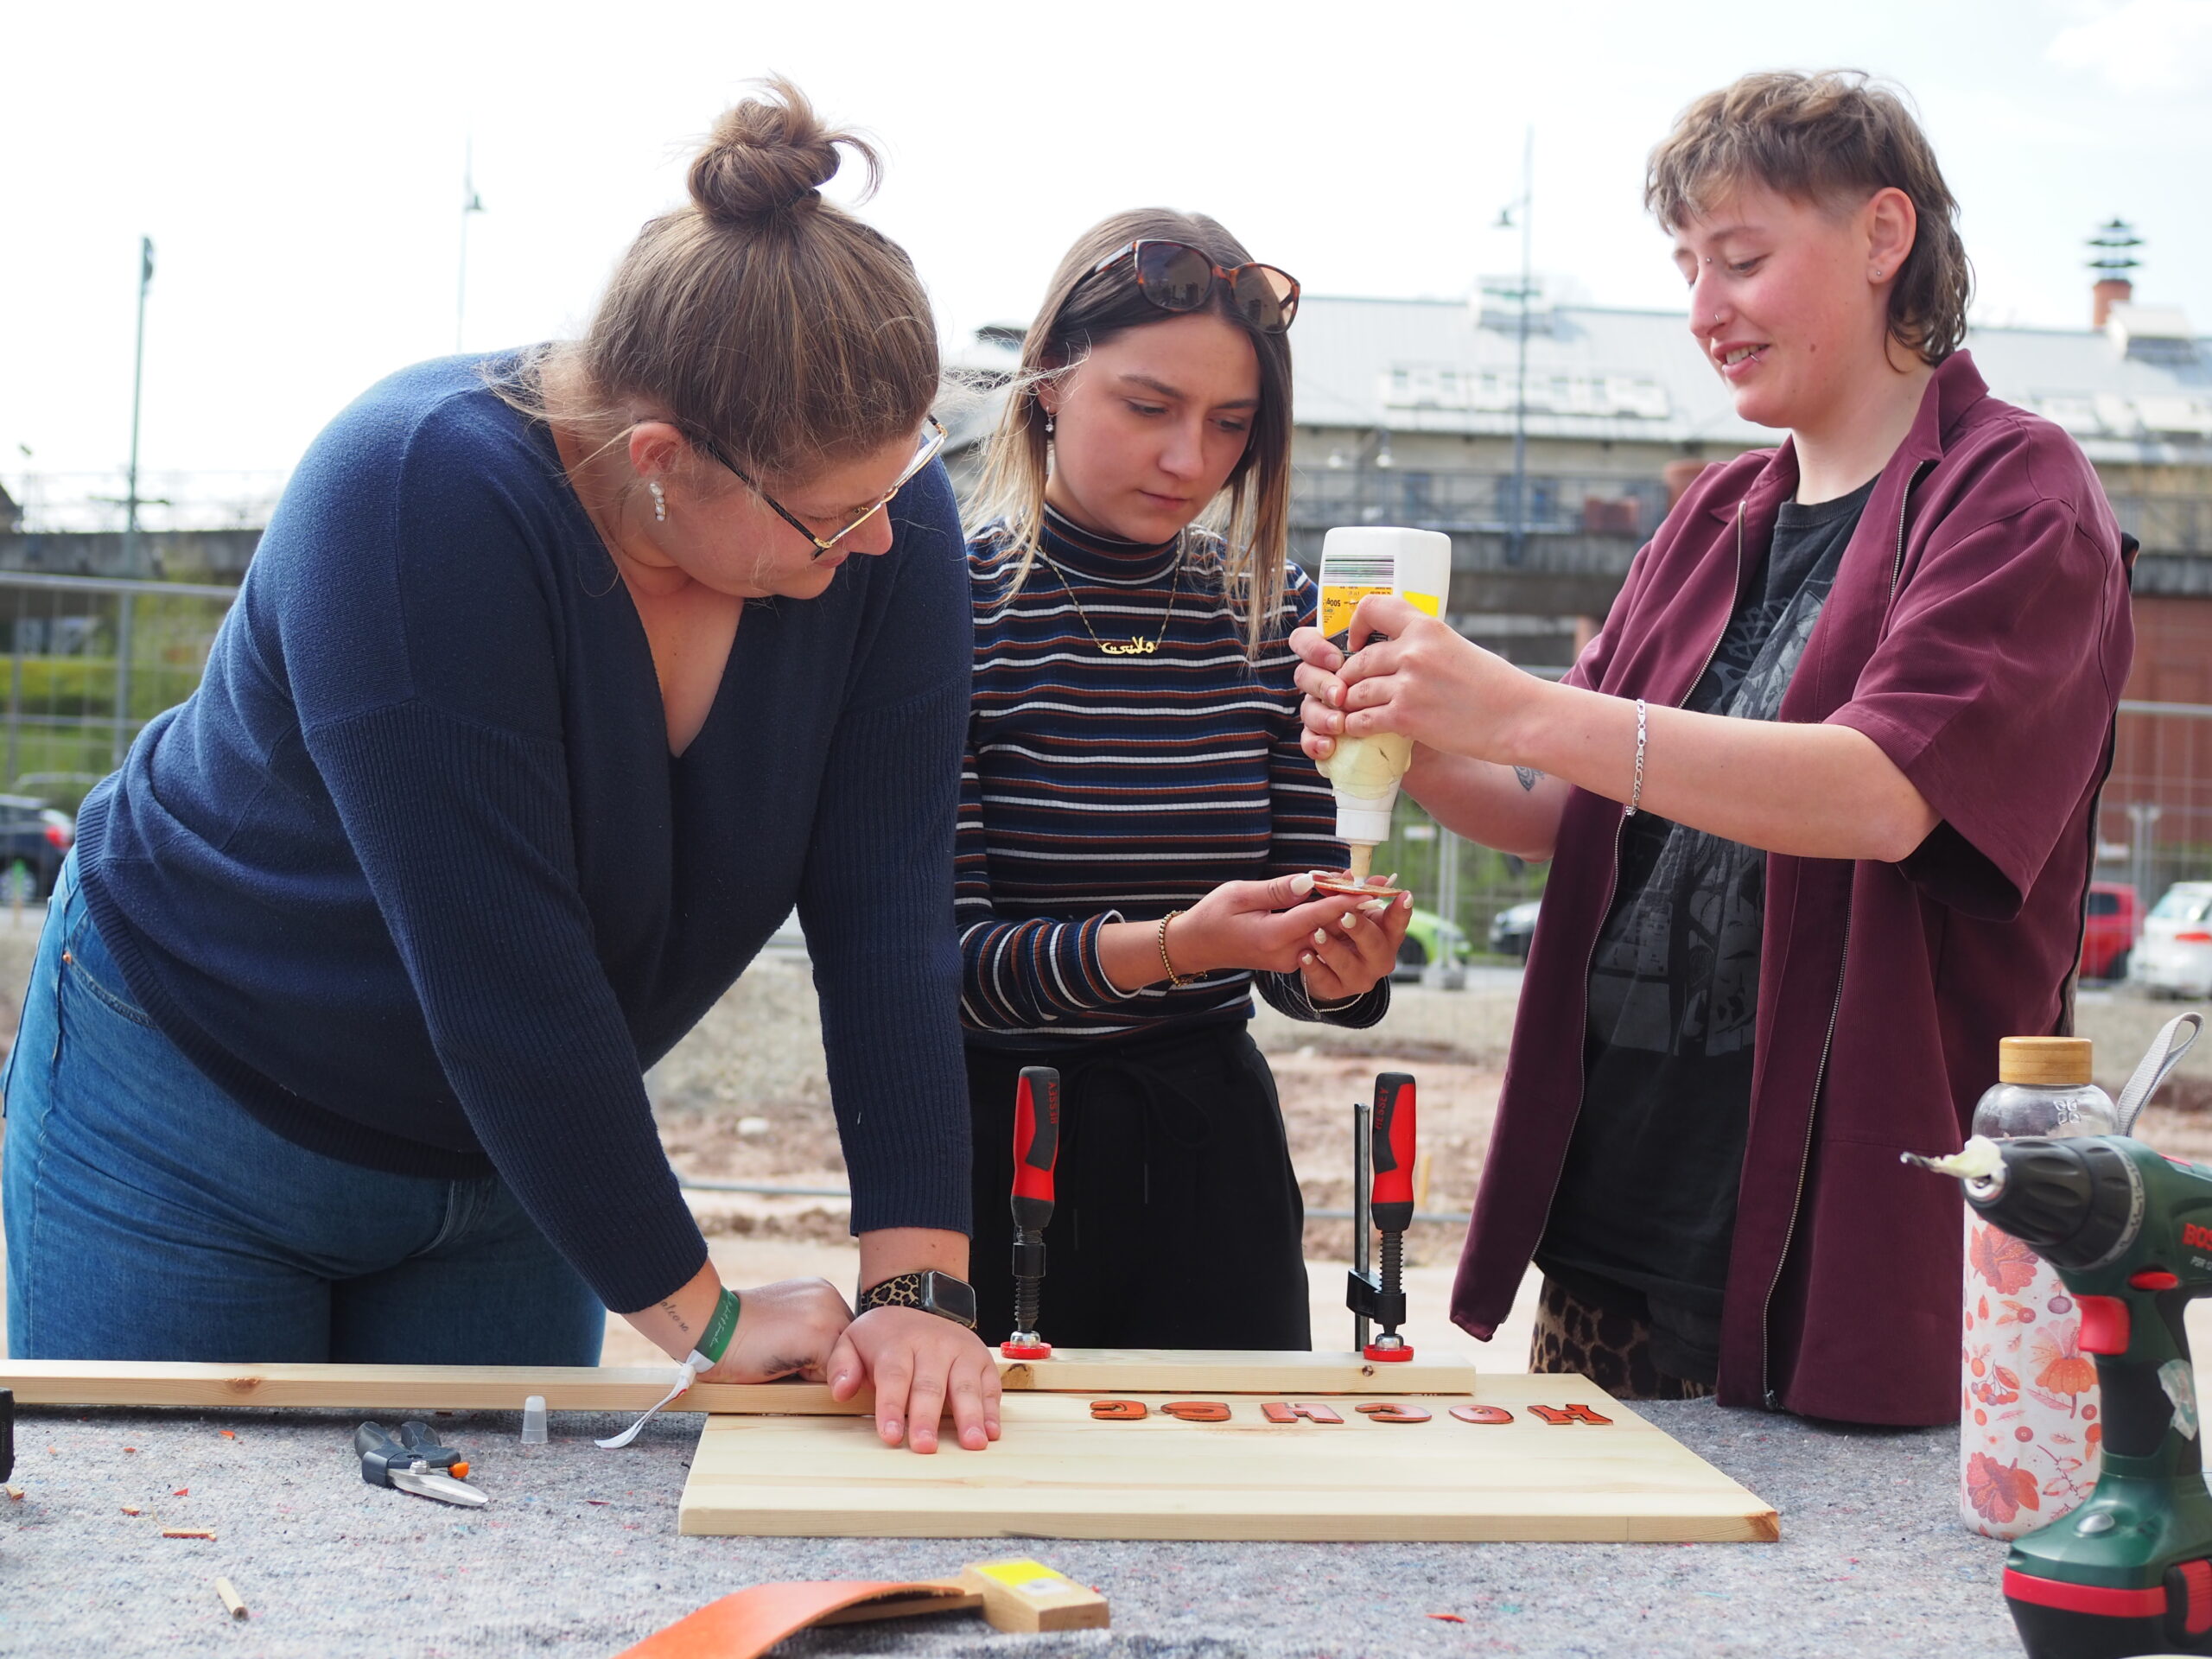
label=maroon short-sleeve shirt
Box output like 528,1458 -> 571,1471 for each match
1452,353 -> 2133,1424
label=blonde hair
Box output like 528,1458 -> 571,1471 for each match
965,208 -> 1294,660
1645,70 -> 1974,365
502,77 -> 938,489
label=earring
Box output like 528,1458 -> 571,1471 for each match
649,479 -> 666,522
1044,416 -> 1055,437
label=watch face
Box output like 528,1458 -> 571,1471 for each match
925,1272 -> 978,1328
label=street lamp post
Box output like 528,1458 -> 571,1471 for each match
116,234 -> 155,768
456,138 -> 486,353
1494,130 -> 1535,569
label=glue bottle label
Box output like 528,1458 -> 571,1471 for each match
1960,1211 -> 2101,1538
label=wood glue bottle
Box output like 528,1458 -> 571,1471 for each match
1961,1036 -> 2114,1538
1313,526 -> 1452,880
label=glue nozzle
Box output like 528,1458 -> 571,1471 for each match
1901,1135 -> 2004,1182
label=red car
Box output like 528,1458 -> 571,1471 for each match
2081,880 -> 2139,982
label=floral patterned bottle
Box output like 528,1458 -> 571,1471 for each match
1961,1036 -> 2115,1539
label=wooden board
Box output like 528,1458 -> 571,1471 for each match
0,1350 -> 1472,1413
678,1373 -> 1779,1543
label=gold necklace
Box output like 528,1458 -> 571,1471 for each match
1039,541 -> 1182,657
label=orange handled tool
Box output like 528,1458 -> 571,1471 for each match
1003,1066 -> 1060,1359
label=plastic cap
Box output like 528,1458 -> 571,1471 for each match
1999,1037 -> 2093,1087
1334,800 -> 1395,845
521,1394 -> 548,1446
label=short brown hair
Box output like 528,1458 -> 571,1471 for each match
515,77 -> 938,486
966,207 -> 1294,660
1645,70 -> 1973,365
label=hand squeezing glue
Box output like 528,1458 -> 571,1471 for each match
1314,527 -> 1453,880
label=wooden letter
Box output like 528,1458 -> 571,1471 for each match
1529,1403 -> 1613,1426
1449,1403 -> 1515,1425
1356,1402 -> 1432,1424
1161,1401 -> 1230,1422
1089,1400 -> 1147,1421
1260,1402 -> 1344,1425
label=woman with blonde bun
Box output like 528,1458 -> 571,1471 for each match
5,80 -> 998,1456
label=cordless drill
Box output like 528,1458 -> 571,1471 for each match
1912,1134 -> 2212,1659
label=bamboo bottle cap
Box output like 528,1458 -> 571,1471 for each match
1999,1037 -> 2093,1087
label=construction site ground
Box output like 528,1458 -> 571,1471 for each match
3,917 -> 2209,1656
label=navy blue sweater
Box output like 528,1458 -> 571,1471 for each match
958,509 -> 1388,1048
76,354 -> 973,1313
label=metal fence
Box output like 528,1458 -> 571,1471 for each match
0,568 -> 2202,957
2104,700 -> 2212,914
1290,467 -> 1669,541
0,572 -> 238,810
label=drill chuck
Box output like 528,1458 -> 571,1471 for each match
1970,1136 -> 2144,1272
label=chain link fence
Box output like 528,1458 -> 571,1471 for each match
0,573 -> 237,810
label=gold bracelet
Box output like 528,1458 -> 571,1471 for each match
1157,909 -> 1196,987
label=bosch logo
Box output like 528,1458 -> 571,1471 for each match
2184,1224 -> 2212,1251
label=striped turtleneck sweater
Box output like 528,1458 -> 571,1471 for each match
957,506 -> 1390,1050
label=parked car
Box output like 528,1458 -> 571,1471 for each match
2079,880 -> 2139,982
0,794 -> 73,898
2130,881 -> 2212,999
1488,899 -> 1541,962
1393,906 -> 1470,982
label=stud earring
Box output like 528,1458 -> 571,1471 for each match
649,480 -> 666,522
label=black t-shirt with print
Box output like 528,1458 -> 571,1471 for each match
1536,475 -> 1879,1349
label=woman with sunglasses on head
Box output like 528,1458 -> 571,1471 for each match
959,213 -> 1413,1351
4,80 -> 1001,1455
1294,73 -> 2131,1423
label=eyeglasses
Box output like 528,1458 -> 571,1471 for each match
687,416 -> 948,557
1086,239 -> 1300,335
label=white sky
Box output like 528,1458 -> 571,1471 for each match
4,0 -> 2209,490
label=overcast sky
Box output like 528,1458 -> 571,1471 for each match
5,0 -> 2209,504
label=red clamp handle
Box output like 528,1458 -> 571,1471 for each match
1013,1067 -> 1059,1200
1370,1072 -> 1416,1230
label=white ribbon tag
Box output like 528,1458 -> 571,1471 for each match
596,1351 -> 711,1449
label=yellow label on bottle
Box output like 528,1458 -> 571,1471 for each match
1320,586 -> 1442,637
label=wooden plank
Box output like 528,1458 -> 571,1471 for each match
678,1375 -> 1778,1543
995,1350 -> 1476,1394
0,1360 -> 861,1414
0,1350 -> 1469,1412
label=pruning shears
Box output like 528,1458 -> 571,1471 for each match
353,1421 -> 486,1508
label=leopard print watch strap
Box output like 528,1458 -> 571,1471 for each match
857,1269 -> 977,1328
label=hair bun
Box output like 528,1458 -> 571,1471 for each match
689,77 -> 880,226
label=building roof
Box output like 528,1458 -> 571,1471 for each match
1291,294 -> 2212,464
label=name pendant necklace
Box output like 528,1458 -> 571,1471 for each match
1039,539 -> 1182,657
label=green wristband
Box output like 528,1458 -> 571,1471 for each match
697,1287 -> 742,1366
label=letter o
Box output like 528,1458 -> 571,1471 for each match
1162,1401 -> 1231,1422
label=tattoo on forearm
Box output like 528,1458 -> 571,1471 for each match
661,1300 -> 691,1336
1514,766 -> 1543,792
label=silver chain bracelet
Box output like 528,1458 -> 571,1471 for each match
1626,698 -> 1648,816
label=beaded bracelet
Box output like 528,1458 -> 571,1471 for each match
1157,909 -> 1195,987
1625,698 -> 1649,817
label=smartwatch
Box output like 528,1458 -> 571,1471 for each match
858,1269 -> 978,1330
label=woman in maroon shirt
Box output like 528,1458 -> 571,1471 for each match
1292,71 -> 2132,1424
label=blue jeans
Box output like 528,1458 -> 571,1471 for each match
3,855 -> 603,1363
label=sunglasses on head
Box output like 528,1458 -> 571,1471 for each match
1086,239 -> 1300,335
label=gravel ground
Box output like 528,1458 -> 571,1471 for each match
0,1397 -> 2021,1659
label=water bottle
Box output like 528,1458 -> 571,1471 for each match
1961,1036 -> 2115,1539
